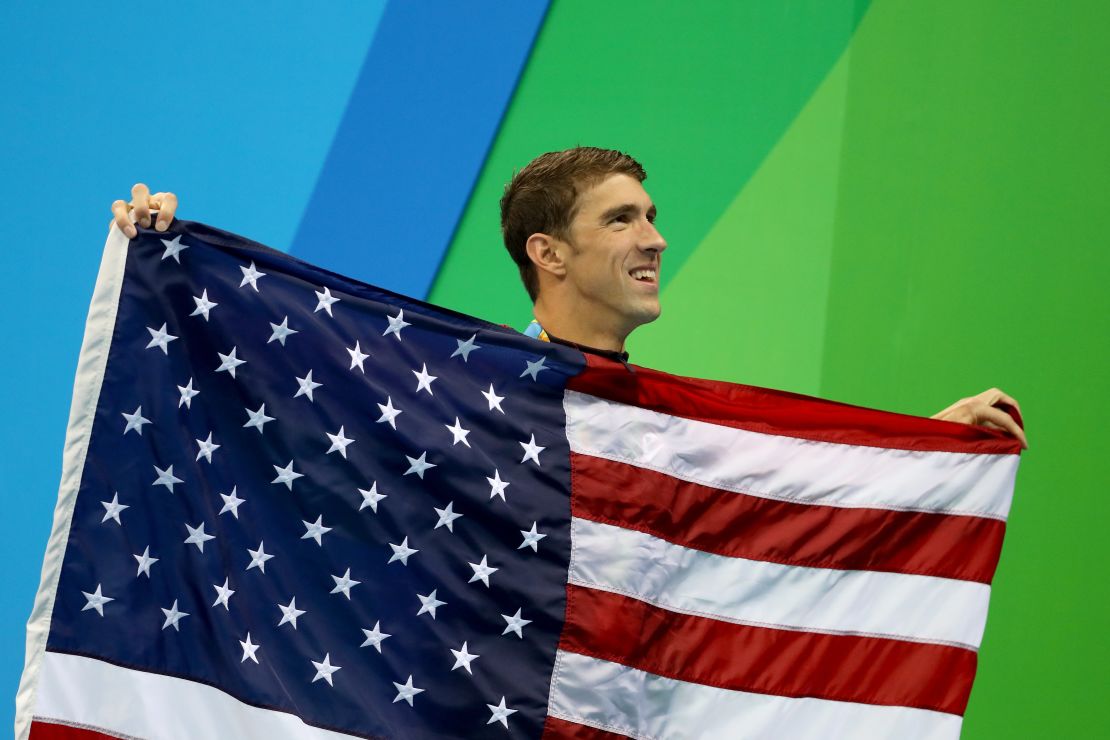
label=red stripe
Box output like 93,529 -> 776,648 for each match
544,716 -> 631,739
560,584 -> 977,716
572,453 -> 1006,583
568,354 -> 1022,455
29,721 -> 123,740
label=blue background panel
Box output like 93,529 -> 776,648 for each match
0,2 -> 386,730
290,0 -> 550,297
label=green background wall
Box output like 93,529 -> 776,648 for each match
431,1 -> 1110,736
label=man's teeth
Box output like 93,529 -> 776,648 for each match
631,269 -> 656,281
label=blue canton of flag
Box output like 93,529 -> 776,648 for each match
25,222 -> 583,738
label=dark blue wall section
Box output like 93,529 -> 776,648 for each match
290,1 -> 551,298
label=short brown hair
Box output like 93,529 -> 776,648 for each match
500,147 -> 647,301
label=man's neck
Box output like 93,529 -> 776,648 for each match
532,301 -> 628,353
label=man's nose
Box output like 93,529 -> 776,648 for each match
641,221 -> 668,253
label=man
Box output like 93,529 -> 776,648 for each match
108,147 -> 1027,444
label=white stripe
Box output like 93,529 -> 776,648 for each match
548,650 -> 962,740
565,390 -> 1017,520
571,517 -> 991,648
33,652 -> 360,739
16,227 -> 130,740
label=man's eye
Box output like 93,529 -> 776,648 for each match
612,215 -> 629,224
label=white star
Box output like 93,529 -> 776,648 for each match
412,363 -> 437,395
376,396 -> 403,429
268,316 -> 298,345
190,289 -> 218,321
145,323 -> 177,354
247,541 -> 274,573
482,384 -> 505,413
519,434 -> 546,466
404,451 -> 436,479
212,578 -> 235,610
184,522 -> 215,552
451,333 -> 480,361
82,584 -> 113,616
314,286 -> 339,316
392,675 -> 424,706
301,515 -> 332,546
160,234 -> 189,262
219,486 -> 245,518
152,464 -> 183,492
177,378 -> 199,408
277,597 -> 306,629
359,482 -> 387,513
100,493 -> 129,525
244,403 -> 275,432
122,405 -> 151,435
330,568 -> 360,599
467,555 -> 498,587
444,417 -> 471,447
360,621 -> 391,652
520,356 -> 549,381
450,642 -> 479,674
133,546 -> 158,577
347,341 -> 369,372
486,469 -> 510,501
519,522 -> 547,552
240,633 -> 260,664
383,309 -> 411,340
195,432 -> 220,463
434,501 -> 463,532
487,697 -> 518,728
272,460 -> 303,490
240,261 -> 265,291
501,609 -> 532,638
311,653 -> 341,686
294,370 -> 322,401
161,599 -> 189,631
326,426 -> 355,458
216,346 -> 246,378
416,589 -> 445,619
388,537 -> 419,565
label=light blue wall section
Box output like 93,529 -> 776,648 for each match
0,2 -> 386,729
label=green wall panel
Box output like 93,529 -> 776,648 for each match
818,2 -> 1110,736
631,45 -> 850,394
429,0 -> 1108,735
429,0 -> 869,325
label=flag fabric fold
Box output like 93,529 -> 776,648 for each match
17,222 -> 1021,740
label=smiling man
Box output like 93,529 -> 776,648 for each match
109,147 -> 1027,443
499,148 -> 666,360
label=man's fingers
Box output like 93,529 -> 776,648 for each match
994,390 -> 1022,416
152,192 -> 178,232
979,406 -> 1028,449
979,387 -> 1022,417
110,199 -> 137,238
131,183 -> 151,228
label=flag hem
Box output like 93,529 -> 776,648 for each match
15,226 -> 130,740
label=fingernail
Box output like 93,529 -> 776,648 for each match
125,225 -> 137,238
156,221 -> 168,232
140,218 -> 151,228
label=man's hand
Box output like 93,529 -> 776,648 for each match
110,183 -> 178,238
932,388 -> 1027,448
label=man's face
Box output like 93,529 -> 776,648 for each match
559,173 -> 668,336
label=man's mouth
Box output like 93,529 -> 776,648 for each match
629,267 -> 657,284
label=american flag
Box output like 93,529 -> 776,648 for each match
18,221 -> 1021,739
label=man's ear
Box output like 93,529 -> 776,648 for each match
525,233 -> 567,279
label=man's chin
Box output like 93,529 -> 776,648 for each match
628,302 -> 662,329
